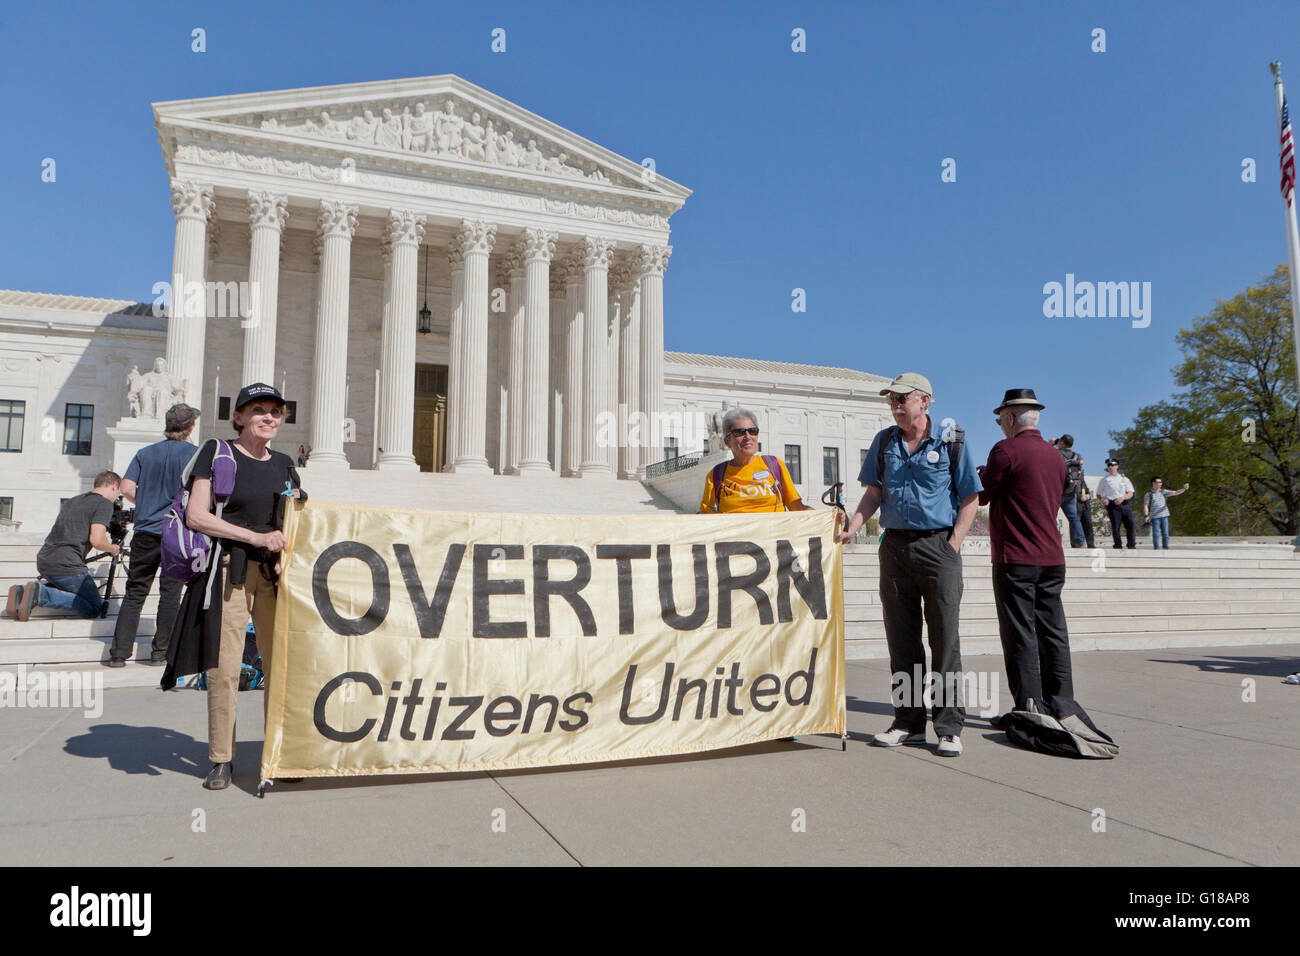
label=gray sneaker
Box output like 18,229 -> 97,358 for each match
936,735 -> 963,757
871,727 -> 926,747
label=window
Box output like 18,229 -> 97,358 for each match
218,397 -> 230,421
63,403 -> 93,456
284,400 -> 297,424
0,497 -> 12,521
0,400 -> 24,452
785,444 -> 802,484
823,446 -> 840,486
664,437 -> 679,459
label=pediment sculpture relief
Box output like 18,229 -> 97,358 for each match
258,98 -> 613,184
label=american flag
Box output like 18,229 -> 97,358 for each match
1282,96 -> 1296,207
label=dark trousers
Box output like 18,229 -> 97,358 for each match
1078,498 -> 1096,549
878,528 -> 965,736
992,563 -> 1073,710
109,531 -> 182,662
1107,501 -> 1136,549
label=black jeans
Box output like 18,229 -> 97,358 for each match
878,528 -> 965,736
991,563 -> 1073,711
109,531 -> 182,662
1107,501 -> 1136,549
1078,497 -> 1096,549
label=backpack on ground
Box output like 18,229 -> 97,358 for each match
1062,449 -> 1085,496
875,423 -> 965,486
1003,697 -> 1119,759
712,454 -> 786,511
160,439 -> 238,600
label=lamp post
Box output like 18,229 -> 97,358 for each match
418,243 -> 432,335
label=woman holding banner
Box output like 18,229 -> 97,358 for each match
698,408 -> 813,514
163,383 -> 304,791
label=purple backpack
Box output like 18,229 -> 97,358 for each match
161,440 -> 238,596
712,455 -> 786,511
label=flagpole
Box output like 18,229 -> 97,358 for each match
1270,62 -> 1300,548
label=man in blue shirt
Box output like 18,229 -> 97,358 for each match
107,404 -> 199,666
837,373 -> 981,756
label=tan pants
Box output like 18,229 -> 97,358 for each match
207,556 -> 276,763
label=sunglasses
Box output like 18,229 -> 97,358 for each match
888,393 -> 918,405
728,427 -> 760,438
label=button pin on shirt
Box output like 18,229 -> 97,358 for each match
926,450 -> 940,463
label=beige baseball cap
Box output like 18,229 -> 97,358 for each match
879,372 -> 933,398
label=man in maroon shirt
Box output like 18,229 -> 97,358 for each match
978,389 -> 1074,713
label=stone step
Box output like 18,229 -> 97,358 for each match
844,588 -> 1300,607
843,598 -> 1300,618
0,635 -> 162,666
845,611 -> 1299,640
844,627 -> 1300,660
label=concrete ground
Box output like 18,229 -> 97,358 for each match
1,644 -> 1296,866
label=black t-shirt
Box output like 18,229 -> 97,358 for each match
37,491 -> 113,578
190,439 -> 297,535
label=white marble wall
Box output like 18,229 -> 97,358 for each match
0,316 -> 166,531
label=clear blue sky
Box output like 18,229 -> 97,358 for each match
3,0 -> 1298,471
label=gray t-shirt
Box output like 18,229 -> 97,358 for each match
36,491 -> 113,578
1144,490 -> 1170,518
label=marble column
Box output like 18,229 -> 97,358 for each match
548,265 -> 568,474
615,265 -> 642,479
450,219 -> 496,474
445,242 -> 465,470
504,245 -> 527,473
519,228 -> 557,475
242,191 -> 288,389
307,200 -> 358,469
636,243 -> 671,476
579,237 -> 614,477
562,249 -> 585,477
164,181 -> 213,409
377,209 -> 426,471
605,268 -> 621,474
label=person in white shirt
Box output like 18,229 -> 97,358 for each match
1096,458 -> 1136,550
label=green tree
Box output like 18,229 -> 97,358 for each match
1111,264 -> 1300,536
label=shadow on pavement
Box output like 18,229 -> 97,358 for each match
1147,654 -> 1300,678
63,724 -> 208,778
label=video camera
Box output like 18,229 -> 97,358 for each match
108,499 -> 134,545
88,497 -> 133,617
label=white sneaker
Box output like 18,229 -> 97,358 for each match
1284,673 -> 1300,685
936,735 -> 963,757
871,728 -> 926,747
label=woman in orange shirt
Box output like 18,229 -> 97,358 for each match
699,408 -> 813,514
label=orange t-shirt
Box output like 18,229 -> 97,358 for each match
698,457 -> 802,513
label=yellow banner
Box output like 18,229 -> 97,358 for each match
260,502 -> 845,780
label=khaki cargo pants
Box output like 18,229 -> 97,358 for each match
207,555 -> 276,764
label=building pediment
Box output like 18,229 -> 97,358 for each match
154,75 -> 690,209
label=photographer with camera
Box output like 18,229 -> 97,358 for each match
8,471 -> 122,622
106,403 -> 200,667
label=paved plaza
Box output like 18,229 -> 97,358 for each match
1,643 -> 1295,867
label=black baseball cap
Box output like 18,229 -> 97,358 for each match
234,382 -> 286,411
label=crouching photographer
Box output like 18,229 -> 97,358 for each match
7,471 -> 123,621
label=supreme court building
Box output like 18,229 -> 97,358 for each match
0,76 -> 894,531
156,74 -> 686,478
